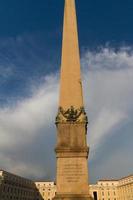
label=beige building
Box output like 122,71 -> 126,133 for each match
35,182 -> 56,200
89,174 -> 133,200
90,180 -> 118,200
0,170 -> 36,200
117,175 -> 133,200
34,175 -> 133,200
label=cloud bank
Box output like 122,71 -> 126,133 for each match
0,47 -> 133,182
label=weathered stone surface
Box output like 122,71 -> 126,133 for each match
59,0 -> 83,110
54,0 -> 91,199
57,157 -> 89,193
55,123 -> 91,199
56,123 -> 87,149
54,194 -> 91,200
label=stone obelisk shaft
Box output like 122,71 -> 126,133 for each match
54,1 -> 91,200
59,0 -> 83,109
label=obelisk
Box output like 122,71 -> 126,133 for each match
54,0 -> 91,199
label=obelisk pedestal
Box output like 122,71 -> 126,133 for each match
54,117 -> 90,200
54,0 -> 91,199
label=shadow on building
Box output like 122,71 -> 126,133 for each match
34,187 -> 44,200
0,170 -> 43,200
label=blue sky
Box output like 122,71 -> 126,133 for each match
0,0 -> 133,183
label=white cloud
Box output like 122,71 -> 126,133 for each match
0,47 -> 133,179
0,73 -> 58,149
82,47 -> 133,159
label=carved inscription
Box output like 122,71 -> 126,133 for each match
58,163 -> 85,183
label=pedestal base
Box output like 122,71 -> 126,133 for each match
53,194 -> 92,200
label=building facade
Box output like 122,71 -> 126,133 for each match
89,175 -> 133,200
117,175 -> 133,200
90,180 -> 118,200
35,182 -> 56,200
0,170 -> 36,200
34,175 -> 133,200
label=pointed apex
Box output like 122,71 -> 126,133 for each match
59,0 -> 84,110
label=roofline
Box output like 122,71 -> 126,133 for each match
35,181 -> 56,184
119,174 -> 133,180
35,181 -> 55,182
0,169 -> 33,182
98,179 -> 118,182
98,174 -> 133,182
